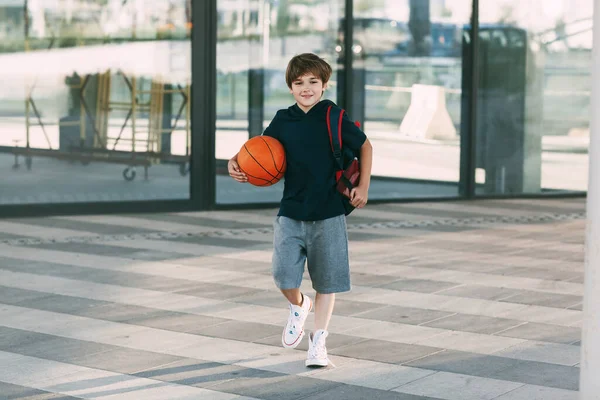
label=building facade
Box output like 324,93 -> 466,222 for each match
0,0 -> 592,217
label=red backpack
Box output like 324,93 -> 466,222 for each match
326,105 -> 361,215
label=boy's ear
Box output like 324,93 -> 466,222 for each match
323,82 -> 329,90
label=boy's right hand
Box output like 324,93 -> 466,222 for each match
228,159 -> 248,183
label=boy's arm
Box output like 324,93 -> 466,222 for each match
358,138 -> 372,190
350,138 -> 372,208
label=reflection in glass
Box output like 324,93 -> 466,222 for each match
0,0 -> 192,205
477,0 -> 591,194
352,0 -> 472,200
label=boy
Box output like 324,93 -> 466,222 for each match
228,53 -> 373,367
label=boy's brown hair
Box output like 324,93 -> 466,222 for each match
285,53 -> 333,88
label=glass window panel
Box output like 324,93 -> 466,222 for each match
0,0 -> 192,206
216,0 -> 343,205
477,0 -> 591,194
354,0 -> 472,200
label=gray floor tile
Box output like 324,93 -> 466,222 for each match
436,285 -> 521,301
373,204 -> 485,219
135,358 -> 221,376
175,256 -> 272,274
380,279 -> 460,294
15,217 -> 156,235
491,266 -> 579,282
493,362 -> 580,391
0,327 -> 189,376
208,373 -> 342,400
194,320 -> 281,342
176,282 -> 264,300
127,312 -> 230,333
185,364 -> 288,389
410,239 -> 512,255
500,291 -> 583,309
396,371 -> 522,400
0,261 -> 201,292
76,303 -> 178,325
0,327 -> 68,351
467,200 -> 583,215
411,225 -> 483,233
254,332 -> 367,352
404,348 -> 580,391
346,214 -> 390,224
233,291 -> 290,308
16,294 -> 109,315
423,314 -> 523,335
355,305 -> 455,325
133,213 -> 271,230
348,231 -> 395,242
0,381 -> 80,399
510,248 -> 582,262
330,339 -> 443,364
403,349 -> 521,377
27,242 -> 192,261
6,333 -> 114,363
0,232 -> 29,241
0,285 -> 50,305
350,273 -> 409,288
167,235 -> 269,247
329,299 -> 389,317
134,358 -> 266,389
494,385 -> 578,400
69,346 -> 185,374
497,322 -> 582,344
309,384 -> 443,400
567,275 -> 585,284
495,341 -> 580,367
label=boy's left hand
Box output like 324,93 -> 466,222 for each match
350,185 -> 368,209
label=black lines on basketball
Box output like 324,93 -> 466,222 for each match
243,143 -> 278,179
259,136 -> 286,174
238,165 -> 274,186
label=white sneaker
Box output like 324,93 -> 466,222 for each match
305,329 -> 330,367
282,294 -> 312,349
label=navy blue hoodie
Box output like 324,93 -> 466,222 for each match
263,99 -> 366,221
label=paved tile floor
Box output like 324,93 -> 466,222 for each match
0,198 -> 586,399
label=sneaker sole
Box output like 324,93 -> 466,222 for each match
305,358 -> 328,367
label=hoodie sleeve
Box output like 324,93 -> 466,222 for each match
262,111 -> 282,139
341,111 -> 367,152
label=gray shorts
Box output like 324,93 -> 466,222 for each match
272,215 -> 351,294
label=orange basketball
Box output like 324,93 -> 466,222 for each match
237,136 -> 286,186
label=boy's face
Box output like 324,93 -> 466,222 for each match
290,73 -> 328,113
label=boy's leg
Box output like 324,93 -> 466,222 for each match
281,288 -> 313,348
314,292 -> 335,331
305,215 -> 350,367
272,216 -> 312,349
280,288 -> 302,306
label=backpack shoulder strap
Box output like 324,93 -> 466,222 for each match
326,105 -> 344,170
